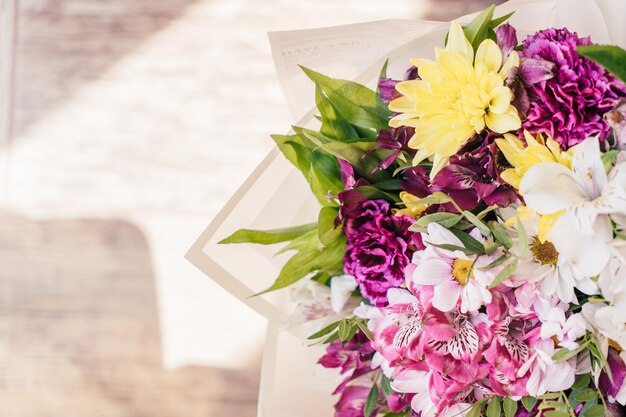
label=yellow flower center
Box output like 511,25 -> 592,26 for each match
452,259 -> 475,285
531,239 -> 559,266
609,339 -> 624,352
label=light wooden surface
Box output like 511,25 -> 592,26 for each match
4,0 -> 502,416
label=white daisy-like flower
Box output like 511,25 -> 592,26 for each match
408,223 -> 498,313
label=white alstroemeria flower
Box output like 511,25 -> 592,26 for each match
597,241 -> 626,317
330,275 -> 358,313
537,307 -> 587,350
520,137 -> 626,277
288,275 -> 359,327
582,302 -> 626,353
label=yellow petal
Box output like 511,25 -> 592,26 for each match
538,211 -> 563,243
446,20 -> 474,63
485,106 -> 521,133
489,85 -> 513,114
500,169 -> 521,188
499,51 -> 519,80
475,39 -> 503,73
430,154 -> 450,179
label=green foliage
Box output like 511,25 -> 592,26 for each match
219,223 -> 317,244
301,66 -> 392,132
451,5 -> 515,52
577,44 -> 626,83
364,384 -> 379,417
256,236 -> 345,295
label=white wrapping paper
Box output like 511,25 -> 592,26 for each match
186,1 -> 625,416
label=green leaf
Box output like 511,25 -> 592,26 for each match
488,258 -> 519,288
522,396 -> 537,412
307,321 -> 340,340
582,404 -> 606,417
409,191 -> 453,206
318,207 -> 342,245
309,155 -> 343,206
315,85 -> 360,141
381,375 -> 394,397
572,374 -> 591,390
488,11 -> 515,29
373,179 -> 402,191
429,242 -> 484,256
338,319 -> 351,341
503,398 -> 518,417
486,396 -> 501,417
220,223 -> 317,244
543,412 -> 570,417
602,149 -> 620,172
479,253 -> 511,270
271,134 -> 313,179
379,60 -> 389,81
577,45 -> 626,84
483,239 -> 499,256
463,210 -> 492,237
449,228 -> 486,254
364,384 -> 379,417
467,402 -> 484,417
275,229 -> 319,255
301,66 -> 392,131
489,221 -> 513,249
552,345 -> 584,362
463,5 -> 496,50
416,212 -> 462,228
257,237 -> 345,295
516,217 -> 528,257
574,389 -> 598,403
353,185 -> 401,203
356,320 -> 373,341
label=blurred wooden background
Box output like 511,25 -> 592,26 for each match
2,0 -> 502,416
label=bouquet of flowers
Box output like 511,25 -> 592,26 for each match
219,4 -> 626,417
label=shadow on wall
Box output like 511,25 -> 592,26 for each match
0,211 -> 260,417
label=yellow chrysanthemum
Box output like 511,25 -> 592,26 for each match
389,20 -> 521,178
495,130 -> 577,189
393,192 -> 428,219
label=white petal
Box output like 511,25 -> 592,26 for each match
330,275 -> 358,313
571,137 -> 607,200
387,288 -> 418,306
520,162 -> 584,214
426,222 -> 463,247
433,281 -> 461,312
412,258 -> 452,286
551,215 -> 611,278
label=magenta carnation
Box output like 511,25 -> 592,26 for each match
343,199 -> 414,306
520,28 -> 626,148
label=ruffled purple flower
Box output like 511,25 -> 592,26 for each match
343,199 -> 414,306
520,28 -> 626,148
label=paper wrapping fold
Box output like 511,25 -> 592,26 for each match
186,1 -> 625,416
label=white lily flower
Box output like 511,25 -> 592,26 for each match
520,137 -> 626,277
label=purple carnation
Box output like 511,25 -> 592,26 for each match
343,199 -> 414,306
520,28 -> 626,148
